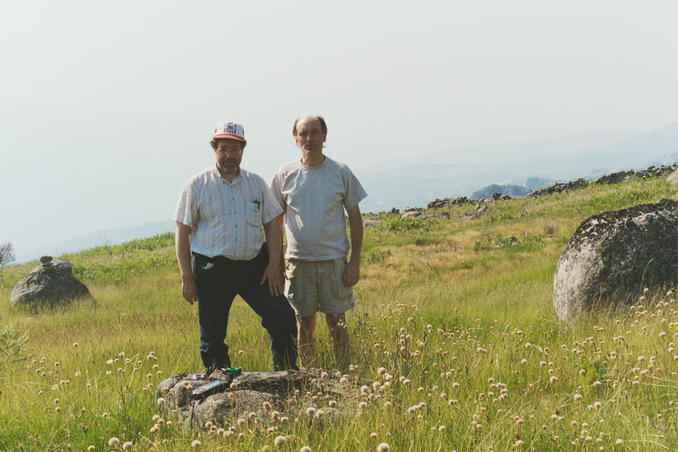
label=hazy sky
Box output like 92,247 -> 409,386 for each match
1,1 -> 677,258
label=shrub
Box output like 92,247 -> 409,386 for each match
382,216 -> 431,232
0,242 -> 14,282
367,249 -> 392,264
0,325 -> 28,369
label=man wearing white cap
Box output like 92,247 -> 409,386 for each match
271,116 -> 367,367
174,121 -> 297,374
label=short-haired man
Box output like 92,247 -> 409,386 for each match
271,116 -> 367,366
175,121 -> 297,375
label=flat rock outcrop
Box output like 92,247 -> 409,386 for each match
422,162 -> 678,213
462,205 -> 487,220
10,256 -> 91,306
156,370 -> 350,427
553,199 -> 678,321
596,163 -> 678,185
427,196 -> 476,209
401,208 -> 424,218
528,178 -> 588,197
400,208 -> 451,221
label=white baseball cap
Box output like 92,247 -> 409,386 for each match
213,121 -> 246,142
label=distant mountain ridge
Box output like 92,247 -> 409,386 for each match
471,177 -> 559,200
15,122 -> 678,263
17,220 -> 175,263
358,122 -> 678,211
471,184 -> 532,200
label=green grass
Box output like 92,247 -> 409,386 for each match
1,176 -> 677,450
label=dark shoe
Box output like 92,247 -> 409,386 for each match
207,367 -> 241,381
207,367 -> 229,381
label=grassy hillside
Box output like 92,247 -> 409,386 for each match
1,176 -> 677,451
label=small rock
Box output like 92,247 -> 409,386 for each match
528,178 -> 588,197
667,168 -> 678,185
427,196 -> 475,209
596,170 -> 632,185
462,205 -> 487,220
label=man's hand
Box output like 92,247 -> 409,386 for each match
261,262 -> 284,297
175,222 -> 197,304
182,276 -> 198,304
343,259 -> 360,287
345,205 -> 363,288
263,214 -> 285,297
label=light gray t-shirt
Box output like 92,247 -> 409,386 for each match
271,157 -> 367,261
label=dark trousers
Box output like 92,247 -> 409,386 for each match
193,246 -> 298,371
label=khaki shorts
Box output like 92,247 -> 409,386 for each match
285,257 -> 355,318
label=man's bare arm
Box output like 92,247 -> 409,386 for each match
278,213 -> 286,272
175,222 -> 197,304
262,214 -> 284,297
344,205 -> 363,287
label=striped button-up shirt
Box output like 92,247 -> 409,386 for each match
174,166 -> 283,260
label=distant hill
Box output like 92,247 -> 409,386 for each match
15,122 -> 678,261
471,184 -> 532,200
525,177 -> 556,191
471,177 -> 558,199
358,122 -> 678,211
16,220 -> 175,263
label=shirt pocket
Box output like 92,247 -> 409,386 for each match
246,202 -> 261,226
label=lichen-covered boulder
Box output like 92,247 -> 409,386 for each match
194,390 -> 275,425
10,256 -> 91,306
553,199 -> 678,321
155,371 -> 309,427
156,369 -> 351,427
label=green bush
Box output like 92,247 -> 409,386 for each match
0,325 -> 28,369
381,216 -> 431,232
366,249 -> 392,264
507,235 -> 545,253
473,237 -> 492,252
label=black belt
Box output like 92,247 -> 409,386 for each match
192,244 -> 267,264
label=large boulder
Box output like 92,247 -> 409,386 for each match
553,199 -> 678,321
10,256 -> 91,306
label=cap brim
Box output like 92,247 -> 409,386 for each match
213,134 -> 246,142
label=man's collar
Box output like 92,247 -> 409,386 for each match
214,166 -> 243,184
300,154 -> 327,168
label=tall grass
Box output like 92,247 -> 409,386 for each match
0,177 -> 676,450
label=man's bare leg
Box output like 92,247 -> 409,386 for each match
297,314 -> 317,368
325,313 -> 349,364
